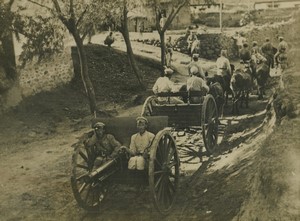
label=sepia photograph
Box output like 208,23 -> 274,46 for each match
0,0 -> 299,220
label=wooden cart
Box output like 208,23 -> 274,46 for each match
141,92 -> 219,155
71,116 -> 180,215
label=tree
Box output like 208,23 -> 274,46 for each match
98,0 -> 145,88
27,0 -> 102,116
0,0 -> 17,81
147,0 -> 189,69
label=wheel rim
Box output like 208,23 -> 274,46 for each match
202,95 -> 219,155
141,96 -> 157,116
71,145 -> 108,211
149,130 -> 180,215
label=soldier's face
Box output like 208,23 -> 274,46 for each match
94,127 -> 105,138
137,121 -> 146,134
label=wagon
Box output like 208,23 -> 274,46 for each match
141,92 -> 219,155
71,116 -> 180,215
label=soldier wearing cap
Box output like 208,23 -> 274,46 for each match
191,36 -> 201,57
251,41 -> 266,65
216,50 -> 232,76
85,120 -> 122,166
187,66 -> 209,104
239,42 -> 252,63
152,67 -> 184,104
274,36 -> 288,67
188,53 -> 205,79
165,36 -> 173,67
261,38 -> 275,68
122,117 -> 155,170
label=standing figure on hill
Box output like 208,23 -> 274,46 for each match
188,54 -> 205,79
159,13 -> 167,30
261,38 -> 275,68
232,32 -> 247,57
139,20 -> 144,41
187,32 -> 196,56
274,36 -> 288,68
191,36 -> 201,56
152,68 -> 184,104
165,36 -> 173,67
104,31 -> 115,48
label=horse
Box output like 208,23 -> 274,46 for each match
255,54 -> 271,100
206,77 -> 225,117
205,64 -> 234,107
230,63 -> 253,115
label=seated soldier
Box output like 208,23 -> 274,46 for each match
152,67 -> 184,104
187,66 -> 209,103
122,117 -> 155,170
85,121 -> 122,167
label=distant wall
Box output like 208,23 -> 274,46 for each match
0,47 -> 73,113
19,47 -> 73,97
197,33 -> 237,60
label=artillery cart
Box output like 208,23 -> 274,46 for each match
141,92 -> 219,155
71,116 -> 180,215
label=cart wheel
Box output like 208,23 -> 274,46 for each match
202,94 -> 219,155
149,129 -> 180,215
141,96 -> 157,116
71,145 -> 108,211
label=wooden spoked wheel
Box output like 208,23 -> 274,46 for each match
71,145 -> 108,211
141,96 -> 157,116
201,94 -> 219,155
149,130 -> 180,215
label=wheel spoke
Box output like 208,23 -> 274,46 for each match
155,174 -> 164,189
76,164 -> 89,170
158,139 -> 165,160
76,173 -> 89,182
155,157 -> 163,169
78,182 -> 88,194
79,150 -> 88,163
167,178 -> 176,193
154,170 -> 165,175
84,184 -> 92,203
168,160 -> 177,169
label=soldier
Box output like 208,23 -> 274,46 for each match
165,36 -> 173,67
85,121 -> 122,167
152,68 -> 184,104
261,38 -> 275,68
187,66 -> 209,104
274,36 -> 288,68
122,117 -> 155,171
215,49 -> 232,90
188,53 -> 205,79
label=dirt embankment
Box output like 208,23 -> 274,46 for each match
232,13 -> 300,221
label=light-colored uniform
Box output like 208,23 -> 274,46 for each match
187,75 -> 209,103
152,76 -> 183,104
188,61 -> 205,79
216,56 -> 231,76
128,131 -> 155,170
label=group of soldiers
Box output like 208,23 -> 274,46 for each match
86,116 -> 154,181
238,34 -> 288,72
84,32 -> 289,185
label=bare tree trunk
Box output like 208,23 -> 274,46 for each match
72,32 -> 97,115
120,7 -> 145,89
159,31 -> 166,69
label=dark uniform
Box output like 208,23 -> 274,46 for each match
261,40 -> 275,68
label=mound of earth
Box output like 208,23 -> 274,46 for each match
71,45 -> 161,106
